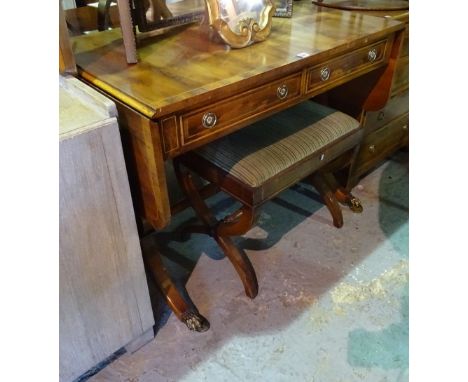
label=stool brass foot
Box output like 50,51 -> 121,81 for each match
346,196 -> 363,213
181,310 -> 210,332
321,172 -> 363,214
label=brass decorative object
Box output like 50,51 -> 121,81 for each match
368,48 -> 378,62
320,67 -> 331,81
347,197 -> 363,213
205,0 -> 275,48
276,84 -> 289,99
202,112 -> 218,129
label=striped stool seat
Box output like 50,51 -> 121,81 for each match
173,101 -> 364,315
181,101 -> 362,206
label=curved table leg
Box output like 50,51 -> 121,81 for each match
144,249 -> 210,332
310,172 -> 344,228
323,172 -> 363,213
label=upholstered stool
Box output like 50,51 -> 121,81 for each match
173,101 -> 363,299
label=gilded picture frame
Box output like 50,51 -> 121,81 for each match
205,0 -> 276,48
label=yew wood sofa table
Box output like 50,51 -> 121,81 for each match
72,2 -> 405,331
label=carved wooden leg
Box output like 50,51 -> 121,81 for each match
215,235 -> 258,298
173,159 -> 259,299
215,206 -> 259,298
143,249 -> 210,332
310,172 -> 344,228
323,172 -> 363,213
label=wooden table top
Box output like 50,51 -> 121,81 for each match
73,2 -> 403,119
312,0 -> 409,21
312,0 -> 408,11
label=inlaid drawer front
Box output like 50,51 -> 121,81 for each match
181,73 -> 302,145
306,39 -> 389,95
364,91 -> 409,134
355,112 -> 409,175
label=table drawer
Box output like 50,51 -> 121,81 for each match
364,90 -> 408,134
355,112 -> 409,175
181,73 -> 302,146
306,39 -> 390,94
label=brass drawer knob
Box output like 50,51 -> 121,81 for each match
368,48 -> 378,62
277,84 -> 289,99
320,67 -> 331,81
202,112 -> 217,129
368,144 -> 376,153
402,124 -> 408,130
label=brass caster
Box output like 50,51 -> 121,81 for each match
181,310 -> 210,332
347,197 -> 363,213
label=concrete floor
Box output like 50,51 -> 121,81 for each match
88,152 -> 408,382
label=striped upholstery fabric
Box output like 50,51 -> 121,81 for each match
194,101 -> 360,188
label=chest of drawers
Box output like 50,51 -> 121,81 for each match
352,13 -> 408,182
312,1 -> 409,184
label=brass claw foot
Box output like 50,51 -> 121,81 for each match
181,310 -> 210,332
347,197 -> 363,213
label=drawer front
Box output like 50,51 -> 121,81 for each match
355,113 -> 409,176
364,91 -> 409,134
306,39 -> 390,94
181,73 -> 302,146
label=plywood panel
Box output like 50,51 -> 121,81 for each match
59,79 -> 154,382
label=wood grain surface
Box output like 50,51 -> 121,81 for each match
312,5 -> 408,187
72,2 -> 404,230
68,3 -> 406,330
73,2 -> 403,119
312,0 -> 409,11
59,78 -> 154,381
